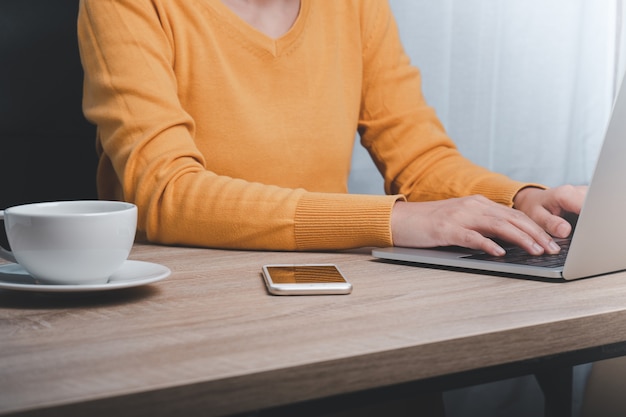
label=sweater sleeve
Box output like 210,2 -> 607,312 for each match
357,1 -> 542,207
77,0 -> 400,251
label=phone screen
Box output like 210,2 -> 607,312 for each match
265,265 -> 348,284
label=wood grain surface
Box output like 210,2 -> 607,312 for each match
2,243 -> 626,416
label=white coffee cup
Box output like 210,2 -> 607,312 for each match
0,200 -> 137,285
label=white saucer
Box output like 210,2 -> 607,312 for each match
0,260 -> 171,292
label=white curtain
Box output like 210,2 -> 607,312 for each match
349,0 -> 622,194
348,1 -> 625,416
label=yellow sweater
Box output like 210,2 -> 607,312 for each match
78,0 -> 531,250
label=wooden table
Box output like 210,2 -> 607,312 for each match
3,243 -> 626,417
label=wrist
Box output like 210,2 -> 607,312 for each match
513,186 -> 544,209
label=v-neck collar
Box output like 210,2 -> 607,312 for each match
204,0 -> 309,58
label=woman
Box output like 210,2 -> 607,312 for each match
77,0 -> 584,260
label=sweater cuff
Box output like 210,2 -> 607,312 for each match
470,174 -> 547,207
294,193 -> 405,250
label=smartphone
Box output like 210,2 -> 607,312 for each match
261,264 -> 352,295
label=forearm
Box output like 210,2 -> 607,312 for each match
103,149 -> 401,250
356,0 -> 539,206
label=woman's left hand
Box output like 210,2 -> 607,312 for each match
512,185 -> 588,238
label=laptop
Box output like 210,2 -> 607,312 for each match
372,75 -> 626,281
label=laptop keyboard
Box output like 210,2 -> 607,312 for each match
463,239 -> 571,268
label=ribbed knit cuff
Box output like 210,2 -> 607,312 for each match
294,193 -> 404,250
470,174 -> 546,207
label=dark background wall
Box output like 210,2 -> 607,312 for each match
0,0 -> 98,247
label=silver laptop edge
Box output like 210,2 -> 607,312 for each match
372,246 -> 566,278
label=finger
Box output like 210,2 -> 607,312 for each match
484,214 -> 554,255
478,208 -> 561,255
475,237 -> 507,257
531,186 -> 583,238
450,228 -> 506,257
453,196 -> 557,255
535,211 -> 572,239
552,185 -> 586,214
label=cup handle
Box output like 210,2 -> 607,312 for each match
0,210 -> 18,264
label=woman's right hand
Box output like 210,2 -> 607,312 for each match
391,196 -> 563,256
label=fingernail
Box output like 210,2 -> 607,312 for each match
556,223 -> 571,238
549,241 -> 561,253
532,243 -> 544,254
